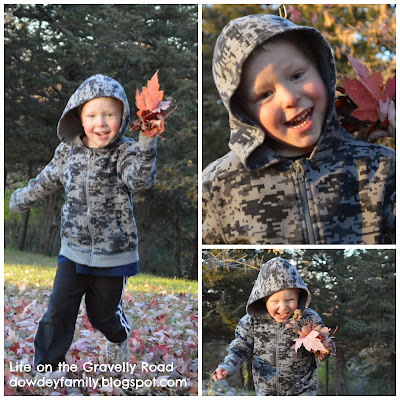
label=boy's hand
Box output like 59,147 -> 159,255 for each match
212,367 -> 227,381
388,100 -> 395,137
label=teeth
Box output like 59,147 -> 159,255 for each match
293,110 -> 310,122
288,109 -> 311,129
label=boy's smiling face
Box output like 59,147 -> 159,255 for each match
81,97 -> 123,148
236,38 -> 328,157
265,288 -> 300,322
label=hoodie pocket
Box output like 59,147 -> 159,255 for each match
92,212 -> 133,254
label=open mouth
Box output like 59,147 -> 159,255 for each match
285,108 -> 313,129
95,132 -> 110,137
276,313 -> 289,319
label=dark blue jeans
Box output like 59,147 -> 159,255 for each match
33,260 -> 131,369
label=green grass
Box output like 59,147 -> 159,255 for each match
4,248 -> 198,295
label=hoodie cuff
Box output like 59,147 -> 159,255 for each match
216,363 -> 236,377
138,134 -> 157,150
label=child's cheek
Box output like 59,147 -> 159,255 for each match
258,104 -> 277,132
303,81 -> 327,102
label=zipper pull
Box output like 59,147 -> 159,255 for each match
293,161 -> 304,183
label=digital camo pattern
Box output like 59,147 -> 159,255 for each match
203,14 -> 396,244
246,258 -> 310,317
9,75 -> 157,267
217,258 -> 330,396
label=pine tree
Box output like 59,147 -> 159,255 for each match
4,4 -> 198,277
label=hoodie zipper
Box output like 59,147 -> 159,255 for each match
275,325 -> 279,395
86,149 -> 94,264
292,160 -> 316,244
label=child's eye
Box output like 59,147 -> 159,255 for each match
291,71 -> 304,81
260,91 -> 273,100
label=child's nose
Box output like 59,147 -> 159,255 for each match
279,85 -> 300,108
96,116 -> 106,126
278,303 -> 289,312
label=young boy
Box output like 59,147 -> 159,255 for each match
9,74 -> 157,370
212,257 -> 333,396
202,14 -> 395,244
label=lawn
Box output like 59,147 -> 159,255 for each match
4,248 -> 198,295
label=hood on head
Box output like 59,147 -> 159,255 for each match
57,74 -> 130,144
246,257 -> 310,318
212,14 -> 338,170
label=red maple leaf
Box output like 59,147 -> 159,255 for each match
130,70 -> 176,138
148,344 -> 171,357
342,55 -> 395,123
9,342 -> 19,353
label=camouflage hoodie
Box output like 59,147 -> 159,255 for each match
202,14 -> 395,244
217,257 -> 329,396
9,75 -> 157,267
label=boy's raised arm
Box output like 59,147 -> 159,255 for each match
9,143 -> 64,213
118,134 -> 157,191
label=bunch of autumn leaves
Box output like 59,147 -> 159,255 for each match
130,70 -> 176,138
286,309 -> 337,362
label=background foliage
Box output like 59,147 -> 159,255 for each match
4,4 -> 198,279
202,4 -> 396,168
202,249 -> 395,396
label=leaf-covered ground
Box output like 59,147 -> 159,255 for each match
5,282 -> 198,396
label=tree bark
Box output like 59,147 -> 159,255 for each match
387,351 -> 396,395
325,358 -> 329,395
135,190 -> 153,273
335,347 -> 346,395
17,165 -> 33,251
172,197 -> 182,277
38,189 -> 63,256
243,356 -> 254,391
18,210 -> 30,251
189,231 -> 198,280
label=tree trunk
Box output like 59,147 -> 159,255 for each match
18,210 -> 30,251
172,197 -> 182,277
243,355 -> 254,391
325,358 -> 329,395
17,165 -> 33,251
38,189 -> 63,256
335,347 -> 346,395
387,351 -> 395,395
189,231 -> 198,280
135,190 -> 153,273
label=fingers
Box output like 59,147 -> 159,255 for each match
212,368 -> 227,381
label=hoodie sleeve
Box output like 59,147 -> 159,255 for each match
383,155 -> 395,243
118,134 -> 157,191
202,184 -> 226,244
217,314 -> 254,376
9,144 -> 65,213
